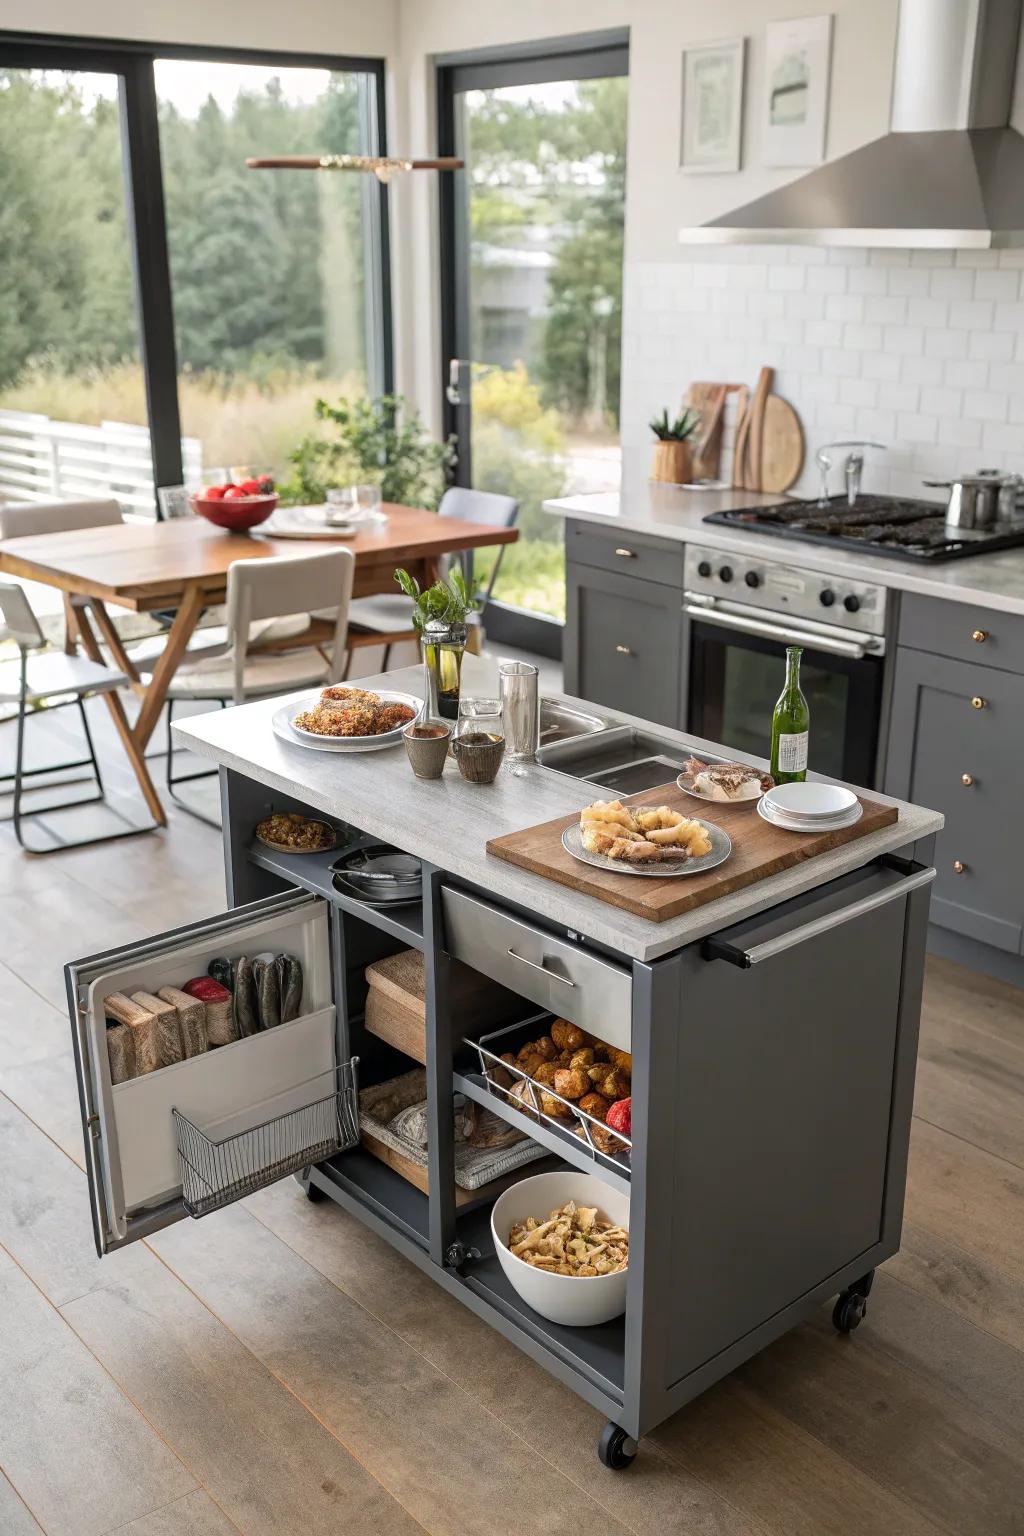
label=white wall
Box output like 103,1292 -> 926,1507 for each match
4,1 -> 398,57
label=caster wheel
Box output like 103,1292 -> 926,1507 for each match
598,1422 -> 637,1470
833,1291 -> 867,1333
304,1180 -> 328,1203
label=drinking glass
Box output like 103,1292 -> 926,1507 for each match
499,660 -> 539,762
456,696 -> 504,742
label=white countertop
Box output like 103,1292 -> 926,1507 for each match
546,452 -> 1024,617
173,656 -> 942,964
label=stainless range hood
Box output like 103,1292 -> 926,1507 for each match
681,0 -> 1024,248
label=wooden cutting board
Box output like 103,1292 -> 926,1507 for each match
760,395 -> 804,492
486,783 -> 898,923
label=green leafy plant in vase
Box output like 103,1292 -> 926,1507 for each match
649,405 -> 701,484
394,565 -> 477,721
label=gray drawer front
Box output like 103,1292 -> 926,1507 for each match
899,592 -> 1024,673
566,519 -> 685,588
885,649 -> 1024,953
566,564 -> 683,729
441,887 -> 632,1052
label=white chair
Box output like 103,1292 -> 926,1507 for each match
336,486 -> 520,673
0,498 -> 123,540
0,582 -> 154,853
149,548 -> 354,820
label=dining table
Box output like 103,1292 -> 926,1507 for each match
0,503 -> 518,826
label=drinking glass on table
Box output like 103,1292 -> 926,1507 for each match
456,696 -> 503,741
499,660 -> 539,764
453,697 -> 504,783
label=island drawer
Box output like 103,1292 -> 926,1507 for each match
441,887 -> 632,1051
566,519 -> 685,588
898,593 -> 1024,673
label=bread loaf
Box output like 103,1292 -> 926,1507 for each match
104,993 -> 160,1075
157,986 -> 207,1058
131,991 -> 183,1067
105,1020 -> 136,1084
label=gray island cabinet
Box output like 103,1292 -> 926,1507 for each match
65,668 -> 943,1468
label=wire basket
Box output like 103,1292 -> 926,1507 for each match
172,1058 -> 359,1218
466,1020 -> 631,1177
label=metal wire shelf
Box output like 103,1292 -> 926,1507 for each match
172,1058 -> 360,1218
466,1020 -> 631,1177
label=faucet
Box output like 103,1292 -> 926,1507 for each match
814,441 -> 887,507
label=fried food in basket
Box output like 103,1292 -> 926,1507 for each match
509,1199 -> 628,1277
553,1066 -> 589,1101
255,811 -> 334,851
540,1091 -> 574,1120
578,1092 -> 610,1122
550,1018 -> 588,1052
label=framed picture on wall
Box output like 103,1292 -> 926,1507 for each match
762,14 -> 833,167
680,38 -> 745,173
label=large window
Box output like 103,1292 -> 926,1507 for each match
0,38 -> 390,514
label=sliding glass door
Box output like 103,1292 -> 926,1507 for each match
439,36 -> 628,654
0,36 -> 391,515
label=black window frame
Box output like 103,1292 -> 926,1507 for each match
436,30 -> 629,658
0,31 -> 393,512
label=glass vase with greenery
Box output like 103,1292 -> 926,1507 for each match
280,394 -> 457,509
394,566 -> 476,720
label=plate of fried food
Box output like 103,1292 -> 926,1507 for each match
254,810 -> 339,854
562,799 -> 731,876
677,754 -> 774,807
272,686 -> 421,753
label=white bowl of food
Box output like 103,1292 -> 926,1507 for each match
490,1170 -> 629,1327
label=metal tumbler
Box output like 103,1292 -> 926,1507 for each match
499,661 -> 540,761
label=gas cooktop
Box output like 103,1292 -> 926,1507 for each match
704,494 -> 1024,562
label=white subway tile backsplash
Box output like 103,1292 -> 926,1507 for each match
622,249 -> 1024,484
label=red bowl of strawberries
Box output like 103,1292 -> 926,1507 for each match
191,473 -> 278,532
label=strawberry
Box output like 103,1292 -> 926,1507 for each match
203,485 -> 227,500
606,1097 -> 631,1137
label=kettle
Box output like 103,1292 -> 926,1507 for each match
923,472 -> 1020,530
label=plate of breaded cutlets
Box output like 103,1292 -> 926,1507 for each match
562,798 -> 732,876
272,686 -> 421,753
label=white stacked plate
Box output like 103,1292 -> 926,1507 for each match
758,781 -> 863,834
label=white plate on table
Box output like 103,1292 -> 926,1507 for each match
271,690 -> 421,753
757,797 -> 863,834
561,818 -> 731,877
762,782 -> 859,820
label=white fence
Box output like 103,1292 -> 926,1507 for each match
0,410 -> 203,517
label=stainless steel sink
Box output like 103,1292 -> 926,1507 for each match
538,699 -> 609,747
537,725 -> 698,794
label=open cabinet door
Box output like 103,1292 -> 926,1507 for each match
65,890 -> 349,1256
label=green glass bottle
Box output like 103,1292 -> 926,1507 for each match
770,646 -> 810,783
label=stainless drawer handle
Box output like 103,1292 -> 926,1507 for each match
505,948 -> 576,987
703,865 -> 937,968
614,547 -> 636,558
615,644 -> 633,656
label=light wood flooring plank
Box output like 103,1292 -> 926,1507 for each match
0,1246 -> 194,1536
0,1051 -> 87,1170
916,977 -> 1024,1168
0,1469 -> 44,1535
0,959 -> 68,1075
887,1219 -> 1024,1356
107,1490 -> 238,1536
0,866 -> 143,1011
246,1179 -> 764,1536
151,1204 -> 636,1536
62,1258 -> 425,1536
733,1307 -> 1024,1536
652,1379 -> 941,1536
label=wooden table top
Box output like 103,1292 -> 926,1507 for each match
0,504 -> 518,609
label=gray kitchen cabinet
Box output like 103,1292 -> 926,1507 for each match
564,560 -> 683,729
565,519 -> 686,588
885,645 -> 1024,954
899,591 -> 1024,671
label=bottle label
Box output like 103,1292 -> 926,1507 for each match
776,731 -> 808,772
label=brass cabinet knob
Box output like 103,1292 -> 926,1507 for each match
615,644 -> 633,655
614,547 -> 636,559
952,860 -> 966,874
961,772 -> 974,787
970,695 -> 987,709
972,628 -> 988,643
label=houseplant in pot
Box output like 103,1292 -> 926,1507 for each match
649,406 -> 701,484
394,565 -> 477,721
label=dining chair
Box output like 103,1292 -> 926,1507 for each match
140,548 -> 355,822
336,486 -> 519,674
0,497 -> 123,540
0,582 -> 155,854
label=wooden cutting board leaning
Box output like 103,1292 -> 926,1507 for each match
486,783 -> 898,923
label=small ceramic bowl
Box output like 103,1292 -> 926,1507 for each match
403,719 -> 452,779
452,730 -> 505,784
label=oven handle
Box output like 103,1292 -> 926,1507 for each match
703,863 -> 937,968
683,602 -> 877,659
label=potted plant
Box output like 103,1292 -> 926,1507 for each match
394,565 -> 477,720
649,406 -> 701,484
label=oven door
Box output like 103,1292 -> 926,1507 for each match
684,600 -> 885,787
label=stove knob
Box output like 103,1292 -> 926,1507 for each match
844,594 -> 861,614
819,589 -> 836,608
719,565 -> 733,583
697,560 -> 712,578
744,571 -> 760,589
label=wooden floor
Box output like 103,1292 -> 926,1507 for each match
0,697 -> 1022,1535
